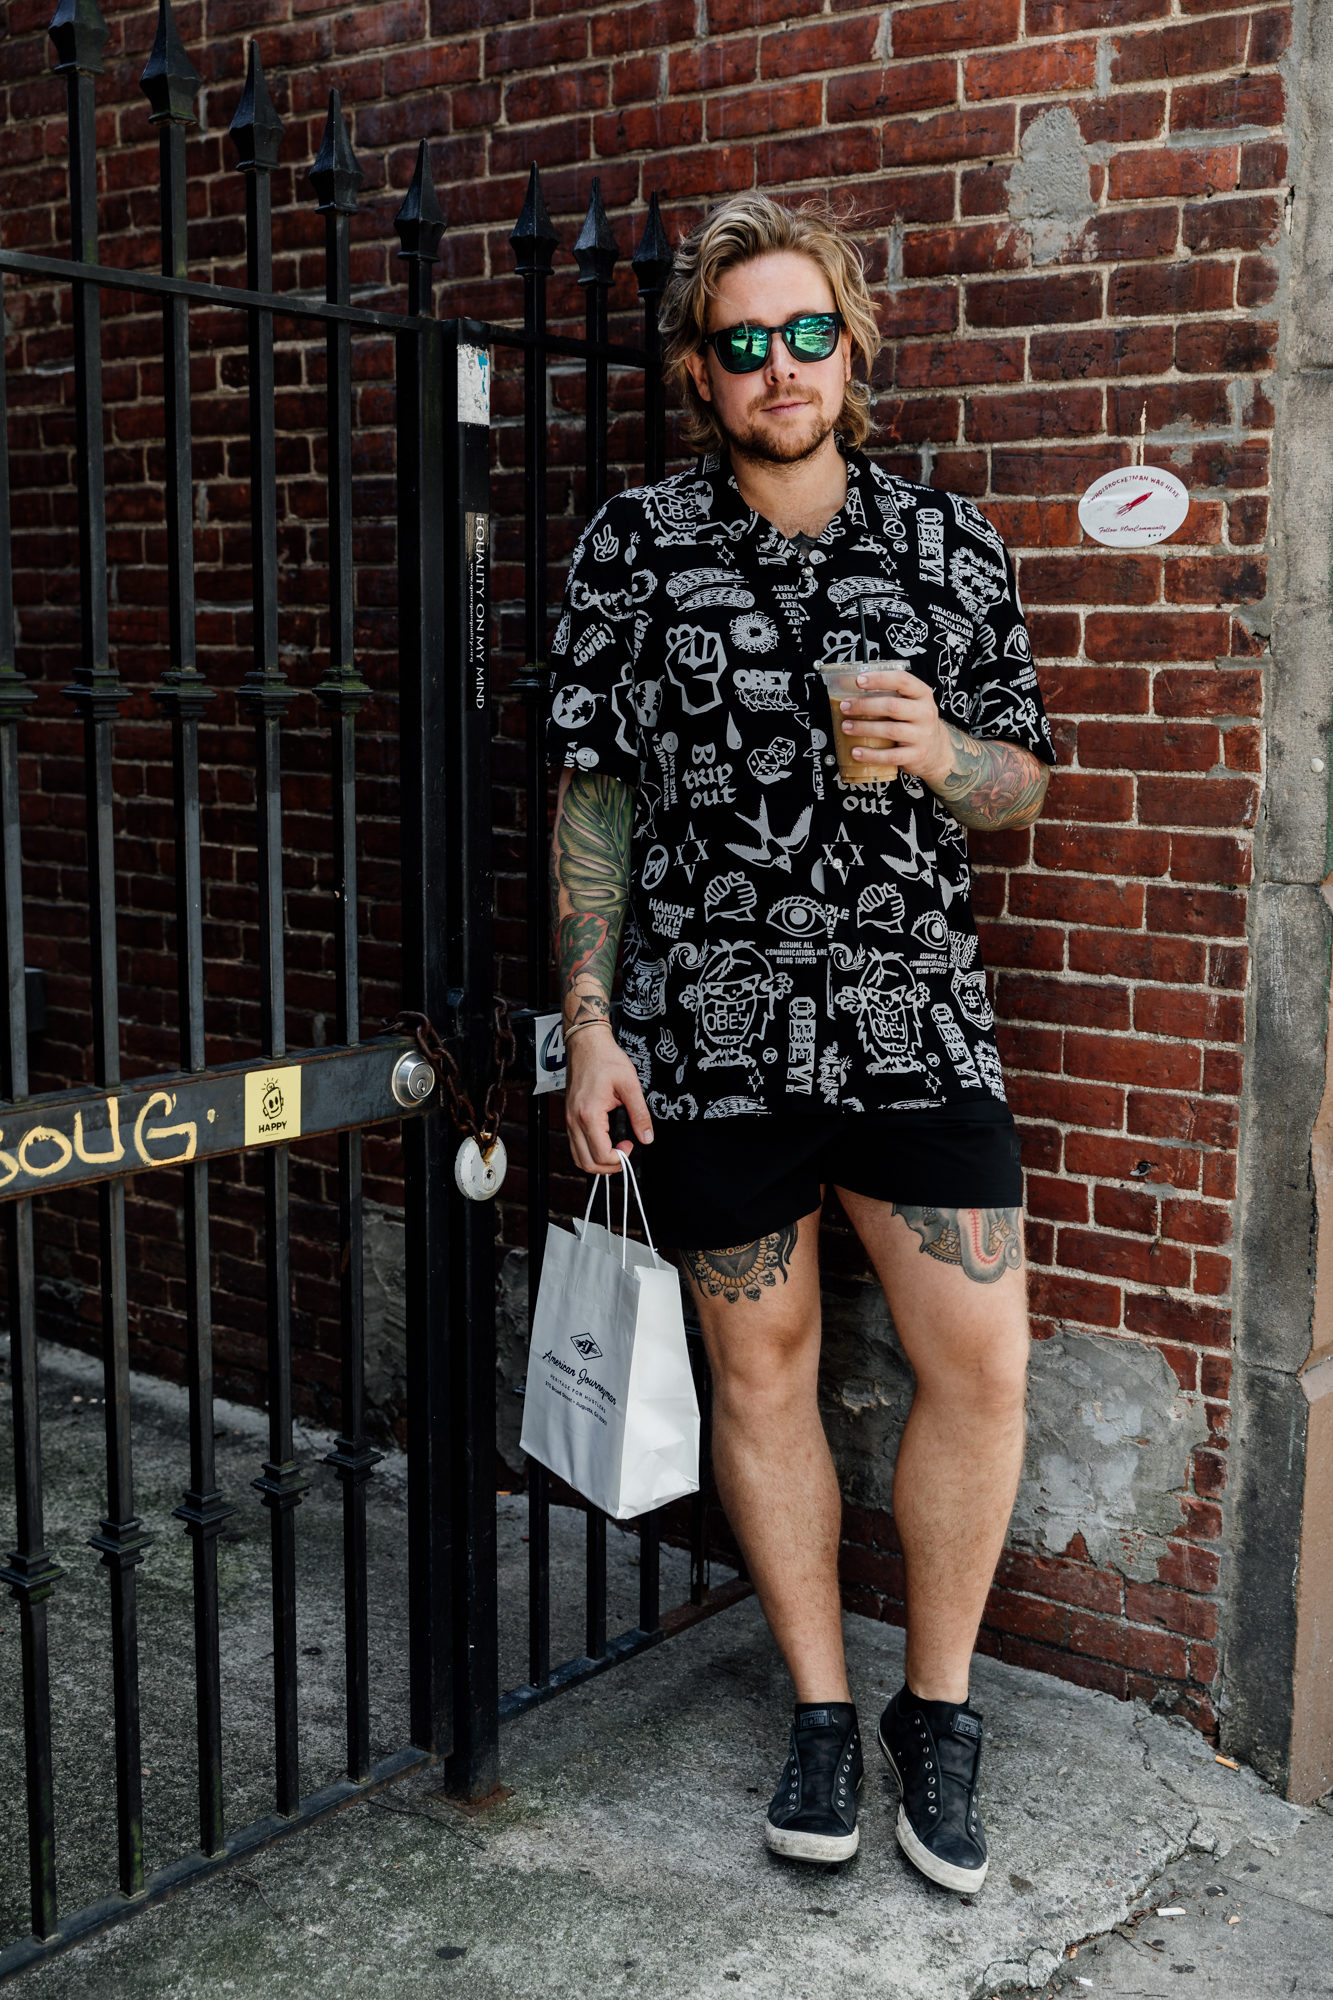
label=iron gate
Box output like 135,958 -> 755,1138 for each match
0,0 -> 743,1976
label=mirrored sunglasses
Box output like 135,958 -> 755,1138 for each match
704,311 -> 845,375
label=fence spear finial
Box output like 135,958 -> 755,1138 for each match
573,176 -> 618,289
395,140 -> 445,263
632,190 -> 673,300
230,40 -> 284,171
48,0 -> 109,75
510,163 -> 558,275
310,88 -> 363,213
140,0 -> 201,125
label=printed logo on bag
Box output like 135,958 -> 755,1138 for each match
570,1333 -> 603,1360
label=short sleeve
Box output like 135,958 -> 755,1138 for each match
960,541 -> 1057,766
545,495 -> 654,787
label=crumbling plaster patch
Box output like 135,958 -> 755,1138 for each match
818,1278 -> 1207,1579
1007,105 -> 1096,265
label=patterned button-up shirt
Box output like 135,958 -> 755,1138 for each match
546,444 -> 1056,1122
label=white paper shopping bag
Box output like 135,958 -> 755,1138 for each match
519,1152 -> 700,1521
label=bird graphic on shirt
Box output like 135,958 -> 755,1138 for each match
724,799 -> 813,872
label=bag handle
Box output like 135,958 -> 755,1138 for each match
580,1151 -> 659,1269
580,1170 -> 614,1238
614,1146 -> 660,1266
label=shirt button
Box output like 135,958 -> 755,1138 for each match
823,754 -> 836,766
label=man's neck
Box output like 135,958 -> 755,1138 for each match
725,431 -> 849,542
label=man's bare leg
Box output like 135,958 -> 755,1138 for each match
681,1208 -> 850,1703
834,1192 -> 1030,1704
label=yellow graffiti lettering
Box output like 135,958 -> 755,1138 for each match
0,1135 -> 18,1189
133,1091 -> 198,1167
73,1097 -> 126,1166
17,1125 -> 74,1180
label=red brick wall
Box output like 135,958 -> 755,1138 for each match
0,0 -> 1286,1731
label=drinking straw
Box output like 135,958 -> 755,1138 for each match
858,596 -> 875,665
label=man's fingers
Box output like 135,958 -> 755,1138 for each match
843,718 -> 916,739
851,668 -> 925,694
577,1101 -> 627,1172
618,1077 -> 655,1145
839,694 -> 931,718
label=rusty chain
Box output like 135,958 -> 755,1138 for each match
387,999 -> 516,1151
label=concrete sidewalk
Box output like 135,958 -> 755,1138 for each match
2,1338 -> 1328,1999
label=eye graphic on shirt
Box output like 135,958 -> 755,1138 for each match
768,896 -> 828,940
911,910 -> 950,952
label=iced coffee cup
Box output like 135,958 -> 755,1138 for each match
815,659 -> 908,785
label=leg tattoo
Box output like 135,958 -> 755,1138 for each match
681,1225 -> 799,1304
893,1205 -> 1023,1285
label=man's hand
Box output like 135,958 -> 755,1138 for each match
835,668 -> 952,784
563,1024 -> 654,1176
836,667 -> 1049,830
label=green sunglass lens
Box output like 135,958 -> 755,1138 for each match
721,328 -> 766,369
788,317 -> 838,358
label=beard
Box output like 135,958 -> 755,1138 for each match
716,389 -> 842,467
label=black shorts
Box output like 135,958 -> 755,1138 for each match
629,1105 -> 1023,1251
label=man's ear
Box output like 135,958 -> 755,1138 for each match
683,349 -> 713,406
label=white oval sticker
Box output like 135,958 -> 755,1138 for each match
1078,466 -> 1190,548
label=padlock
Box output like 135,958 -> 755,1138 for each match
454,1134 -> 507,1201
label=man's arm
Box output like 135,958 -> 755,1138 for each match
549,766 -> 653,1171
832,669 -> 1050,831
550,766 -> 634,1032
927,720 -> 1050,831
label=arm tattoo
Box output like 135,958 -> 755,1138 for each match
893,1205 -> 1023,1285
680,1225 -> 799,1304
932,723 -> 1049,830
550,772 -> 633,1032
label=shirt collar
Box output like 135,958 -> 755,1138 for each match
692,437 -> 872,543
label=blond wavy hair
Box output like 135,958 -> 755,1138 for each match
659,193 -> 881,456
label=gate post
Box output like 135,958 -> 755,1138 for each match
399,313 -> 454,1759
441,322 -> 500,1795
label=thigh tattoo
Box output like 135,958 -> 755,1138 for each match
680,1224 -> 799,1304
893,1205 -> 1023,1285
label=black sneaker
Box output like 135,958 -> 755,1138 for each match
764,1702 -> 863,1864
877,1687 -> 988,1891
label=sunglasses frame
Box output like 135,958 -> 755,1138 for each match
703,310 -> 846,375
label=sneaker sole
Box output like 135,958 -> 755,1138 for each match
876,1725 -> 989,1893
764,1819 -> 860,1864
764,1773 -> 863,1865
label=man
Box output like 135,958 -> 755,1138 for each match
545,193 -> 1055,1890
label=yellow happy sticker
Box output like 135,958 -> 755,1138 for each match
244,1066 -> 302,1147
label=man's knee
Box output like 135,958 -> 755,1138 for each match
699,1307 -> 822,1419
915,1326 -> 1029,1422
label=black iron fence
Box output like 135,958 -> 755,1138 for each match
0,0 -> 743,1976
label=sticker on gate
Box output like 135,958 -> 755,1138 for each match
244,1066 -> 303,1146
